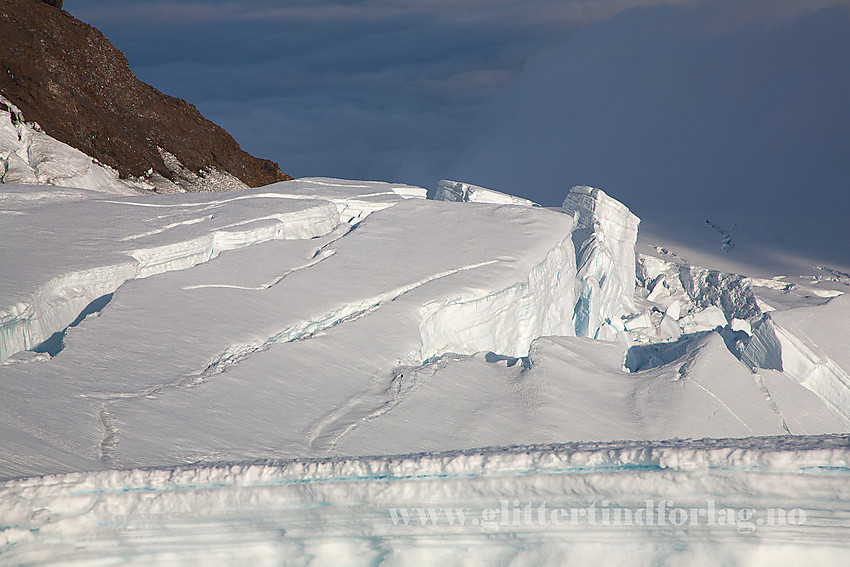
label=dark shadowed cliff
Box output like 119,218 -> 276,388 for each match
0,0 -> 292,189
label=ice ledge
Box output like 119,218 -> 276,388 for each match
435,179 -> 539,207
563,186 -> 639,241
3,434 -> 847,484
0,200 -> 340,362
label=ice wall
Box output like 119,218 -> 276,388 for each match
418,231 -> 577,359
432,181 -> 640,343
435,179 -> 539,207
562,186 -> 640,338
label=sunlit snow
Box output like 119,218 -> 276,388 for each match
1,146 -> 849,563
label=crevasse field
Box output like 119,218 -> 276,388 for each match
2,103 -> 850,565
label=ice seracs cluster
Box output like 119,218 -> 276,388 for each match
0,96 -> 139,194
562,185 -> 640,340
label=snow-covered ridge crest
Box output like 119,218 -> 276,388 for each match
418,229 -> 577,359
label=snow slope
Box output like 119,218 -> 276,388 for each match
0,95 -> 263,194
0,185 -> 338,363
0,178 -> 426,364
0,193 -> 583,476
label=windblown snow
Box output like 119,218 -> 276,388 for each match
1,173 -> 848,565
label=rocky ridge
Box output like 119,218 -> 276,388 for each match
0,0 -> 291,191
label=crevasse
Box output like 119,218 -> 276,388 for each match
0,202 -> 339,362
742,315 -> 850,428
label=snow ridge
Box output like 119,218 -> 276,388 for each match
435,179 -> 539,206
2,436 -> 848,565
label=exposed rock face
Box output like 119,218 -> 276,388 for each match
0,0 -> 291,189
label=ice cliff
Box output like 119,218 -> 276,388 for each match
562,186 -> 640,340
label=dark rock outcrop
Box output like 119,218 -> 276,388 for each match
0,0 -> 291,189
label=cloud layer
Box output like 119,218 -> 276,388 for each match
69,0 -> 850,213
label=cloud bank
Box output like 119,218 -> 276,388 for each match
68,0 -> 850,213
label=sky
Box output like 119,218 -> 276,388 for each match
68,0 -> 850,215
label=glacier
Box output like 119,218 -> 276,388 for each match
0,197 -> 587,475
1,173 -> 849,565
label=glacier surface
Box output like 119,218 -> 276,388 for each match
1,175 -> 849,565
